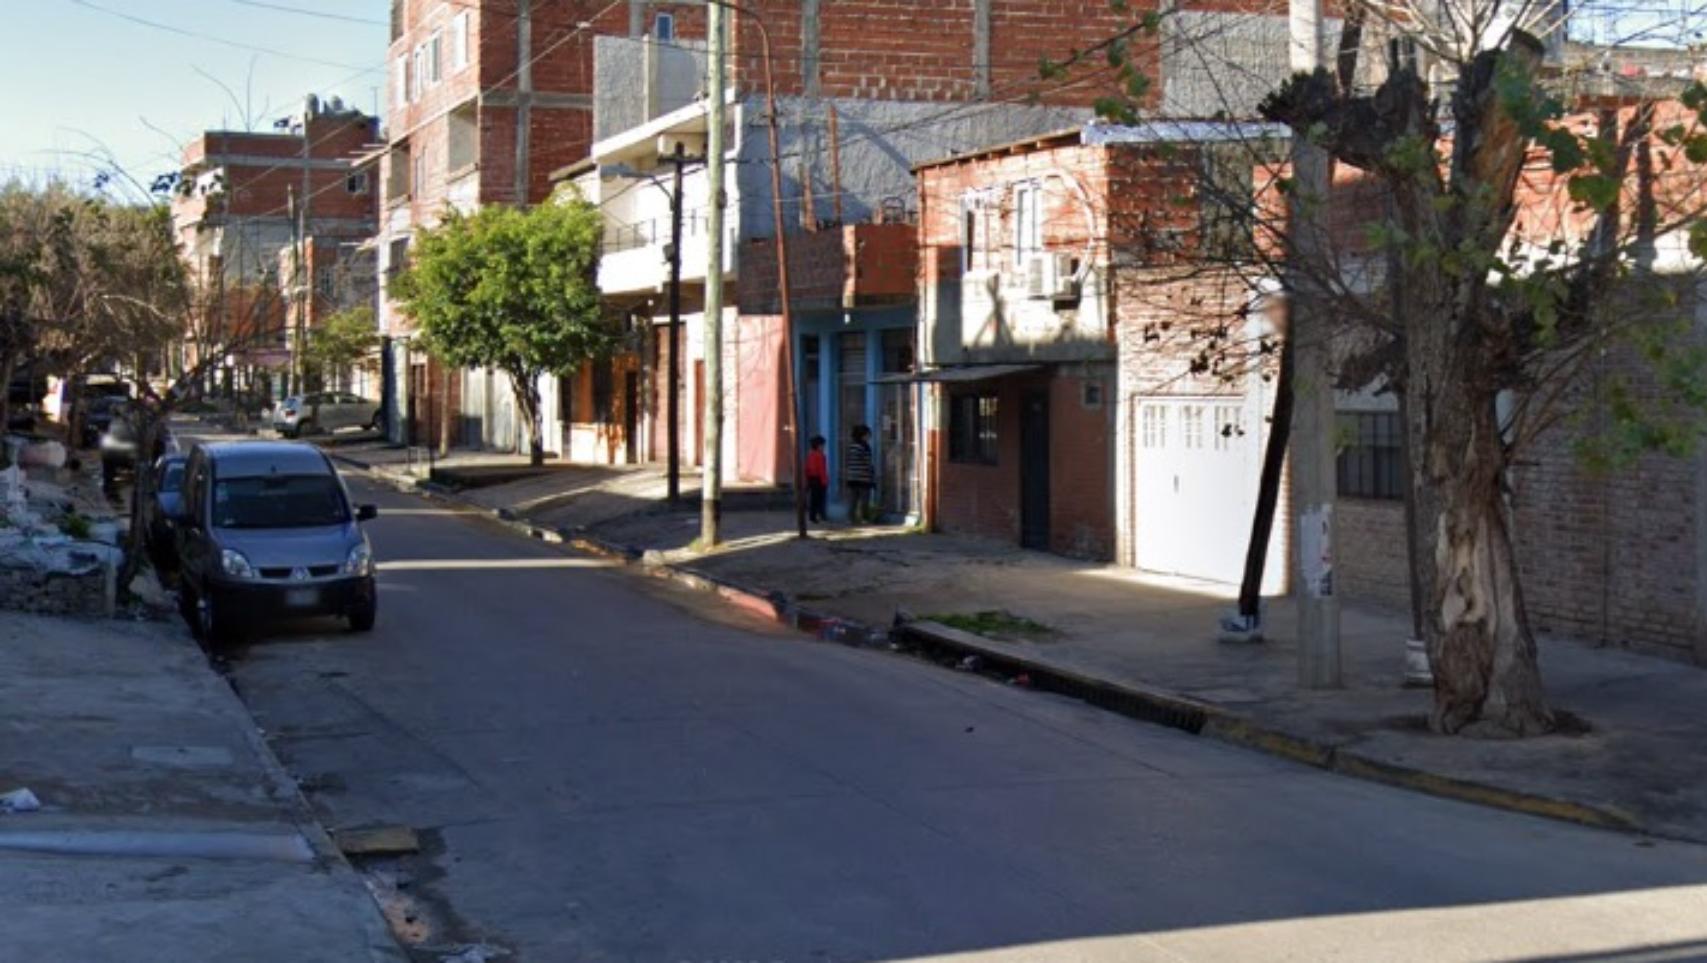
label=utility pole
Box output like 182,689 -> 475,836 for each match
287,184 -> 302,400
1288,0 -> 1341,687
702,0 -> 727,545
296,98 -> 312,398
666,142 -> 686,504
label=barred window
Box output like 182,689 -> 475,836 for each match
949,394 -> 998,465
1337,411 -> 1403,500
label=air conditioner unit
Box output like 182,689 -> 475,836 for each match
1023,252 -> 1079,300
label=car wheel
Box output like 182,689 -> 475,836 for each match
348,596 -> 377,633
194,587 -> 239,646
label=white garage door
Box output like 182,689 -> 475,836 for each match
1132,396 -> 1284,590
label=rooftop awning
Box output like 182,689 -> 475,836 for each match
870,364 -> 1042,385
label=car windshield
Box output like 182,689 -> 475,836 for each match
160,464 -> 185,492
213,474 -> 348,529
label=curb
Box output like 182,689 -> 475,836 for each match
341,451 -> 1656,844
196,641 -> 409,961
897,619 -> 1648,839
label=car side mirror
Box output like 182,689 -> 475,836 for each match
356,504 -> 379,522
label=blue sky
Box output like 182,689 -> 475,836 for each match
1,1 -> 389,193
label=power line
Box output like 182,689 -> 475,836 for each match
223,0 -> 387,27
65,0 -> 381,73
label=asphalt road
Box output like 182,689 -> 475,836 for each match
224,469 -> 1707,963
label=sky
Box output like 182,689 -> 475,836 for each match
0,1 -> 389,196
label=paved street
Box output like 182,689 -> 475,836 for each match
226,470 -> 1707,962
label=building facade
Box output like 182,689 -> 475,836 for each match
171,98 -> 378,399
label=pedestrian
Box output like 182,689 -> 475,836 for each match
806,435 -> 829,523
844,424 -> 876,524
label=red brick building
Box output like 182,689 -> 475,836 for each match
171,99 -> 378,396
914,122 -> 1289,566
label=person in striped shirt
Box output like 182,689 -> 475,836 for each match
844,424 -> 876,524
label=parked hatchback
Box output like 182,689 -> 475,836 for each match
173,441 -> 378,643
273,392 -> 382,438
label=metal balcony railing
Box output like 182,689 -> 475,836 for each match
602,208 -> 714,255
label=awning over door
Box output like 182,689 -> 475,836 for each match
870,363 -> 1042,385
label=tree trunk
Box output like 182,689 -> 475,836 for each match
511,370 -> 545,467
1237,336 -> 1294,620
116,410 -> 161,597
0,350 -> 16,461
1414,370 -> 1552,737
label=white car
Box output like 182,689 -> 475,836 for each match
273,392 -> 382,438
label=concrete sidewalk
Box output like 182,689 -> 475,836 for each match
0,611 -> 401,961
334,443 -> 1707,843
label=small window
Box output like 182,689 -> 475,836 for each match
451,12 -> 470,71
653,12 -> 675,42
1181,405 -> 1206,449
1213,404 -> 1243,451
1082,380 -> 1104,410
393,54 -> 408,108
1337,411 -> 1404,499
413,148 -> 428,197
1013,184 -> 1041,265
1141,404 -> 1167,449
387,237 -> 410,283
447,101 -> 478,173
346,172 -> 369,195
960,197 -> 978,273
386,141 -> 411,202
412,45 -> 427,100
948,394 -> 998,465
428,31 -> 443,84
315,269 -> 335,300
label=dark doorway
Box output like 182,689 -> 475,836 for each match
623,371 -> 640,465
1020,389 -> 1051,551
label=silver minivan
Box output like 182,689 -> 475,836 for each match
173,441 -> 378,643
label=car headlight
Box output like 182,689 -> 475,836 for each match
344,543 -> 374,576
220,549 -> 255,579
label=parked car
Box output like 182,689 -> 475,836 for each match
172,441 -> 378,643
273,392 -> 382,438
99,408 -> 175,487
142,454 -> 187,576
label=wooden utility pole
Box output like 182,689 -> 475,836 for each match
1288,0 -> 1342,687
702,1 -> 727,545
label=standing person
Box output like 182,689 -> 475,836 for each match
805,435 -> 829,524
844,424 -> 876,524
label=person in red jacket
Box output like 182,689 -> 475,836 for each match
805,435 -> 829,524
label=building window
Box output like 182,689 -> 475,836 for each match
427,31 -> 443,85
412,45 -> 427,100
1082,380 -> 1103,410
346,172 -> 369,195
960,197 -> 978,273
1182,404 -> 1206,449
1013,183 -> 1041,265
393,55 -> 408,108
447,101 -> 478,174
653,12 -> 675,42
315,268 -> 335,300
1338,410 -> 1404,499
413,147 -> 428,198
451,12 -> 470,72
948,394 -> 998,465
386,141 -> 411,203
386,237 -> 410,284
1213,404 -> 1243,450
1140,404 -> 1167,449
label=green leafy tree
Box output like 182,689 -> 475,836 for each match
391,196 -> 610,466
303,305 -> 380,388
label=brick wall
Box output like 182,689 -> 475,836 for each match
1335,498 -> 1410,609
934,369 -> 1114,560
739,223 -> 917,314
